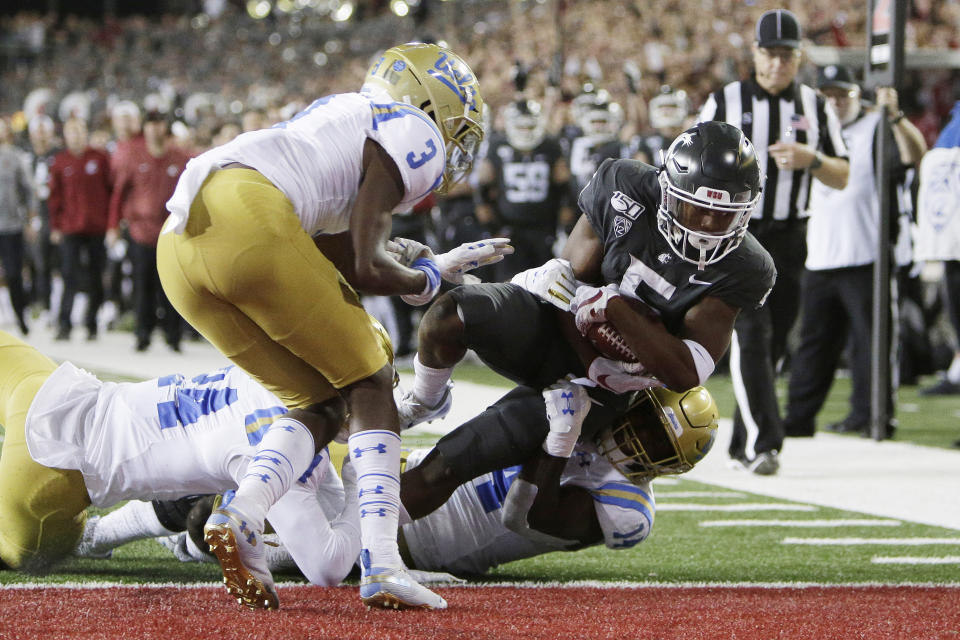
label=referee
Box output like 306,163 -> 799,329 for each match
697,8 -> 849,475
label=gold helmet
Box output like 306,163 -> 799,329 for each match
595,386 -> 718,482
362,42 -> 484,193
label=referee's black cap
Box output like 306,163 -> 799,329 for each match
817,65 -> 858,91
756,9 -> 801,49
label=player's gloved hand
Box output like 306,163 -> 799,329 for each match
386,237 -> 434,267
584,356 -> 664,394
542,376 -> 591,458
434,237 -> 514,285
400,256 -> 442,306
571,284 -> 622,334
510,257 -> 578,311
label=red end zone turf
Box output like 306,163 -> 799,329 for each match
1,584 -> 957,640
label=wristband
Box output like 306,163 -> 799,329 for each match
809,151 -> 823,170
889,111 -> 905,125
401,257 -> 442,306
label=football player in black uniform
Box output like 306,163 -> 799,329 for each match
397,121 -> 776,518
475,99 -> 571,281
631,86 -> 691,167
567,90 -> 632,212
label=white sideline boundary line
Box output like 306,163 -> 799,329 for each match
2,580 -> 959,590
700,519 -> 902,528
655,491 -> 748,499
872,556 -> 960,565
658,503 -> 817,512
783,537 -> 960,546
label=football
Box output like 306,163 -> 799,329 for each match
584,297 -> 662,363
586,321 -> 639,363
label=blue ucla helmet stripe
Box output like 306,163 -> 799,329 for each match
243,405 -> 288,445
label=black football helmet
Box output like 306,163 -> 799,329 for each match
504,99 -> 547,151
657,121 -> 762,269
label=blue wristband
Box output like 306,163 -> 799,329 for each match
412,257 -> 442,296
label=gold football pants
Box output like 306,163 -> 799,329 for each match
0,331 -> 89,571
157,168 -> 388,409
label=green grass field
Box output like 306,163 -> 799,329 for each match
1,364 -> 957,587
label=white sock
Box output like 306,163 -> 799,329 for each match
229,417 -> 316,527
412,354 -> 452,407
948,354 -> 960,384
349,429 -> 402,569
95,500 -> 176,551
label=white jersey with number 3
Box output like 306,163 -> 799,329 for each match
165,92 -> 446,236
400,443 -> 656,575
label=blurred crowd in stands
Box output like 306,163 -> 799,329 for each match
0,0 -> 958,395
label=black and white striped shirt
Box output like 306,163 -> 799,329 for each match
698,78 -> 848,222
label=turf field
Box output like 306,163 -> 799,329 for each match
1,364 -> 957,638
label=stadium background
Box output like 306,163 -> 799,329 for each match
1,1 -> 959,638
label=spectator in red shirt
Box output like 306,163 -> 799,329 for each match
48,117 -> 111,341
107,110 -> 190,352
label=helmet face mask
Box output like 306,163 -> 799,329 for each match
648,88 -> 690,131
504,100 -> 546,151
362,43 -> 485,193
573,90 -> 623,141
595,386 -> 719,482
656,122 -> 762,269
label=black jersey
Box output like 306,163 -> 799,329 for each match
487,133 -> 566,229
568,135 -> 631,199
578,158 -> 776,334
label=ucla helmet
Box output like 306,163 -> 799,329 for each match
657,121 -> 761,269
595,386 -> 719,482
362,43 -> 485,193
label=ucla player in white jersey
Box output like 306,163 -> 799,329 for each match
144,381 -> 718,580
156,43 -> 502,611
0,326 -> 387,585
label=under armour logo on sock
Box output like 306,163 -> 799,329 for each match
561,390 -> 575,415
360,508 -> 387,518
239,520 -> 256,545
353,443 -> 388,458
252,454 -> 281,465
358,485 -> 384,498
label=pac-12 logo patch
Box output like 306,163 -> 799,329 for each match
614,215 -> 632,237
610,191 -> 645,220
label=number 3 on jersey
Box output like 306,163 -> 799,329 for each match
406,139 -> 438,169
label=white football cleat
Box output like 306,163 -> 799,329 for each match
360,564 -> 448,610
204,492 -> 279,610
396,381 -> 453,430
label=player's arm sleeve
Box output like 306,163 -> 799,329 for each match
577,157 -> 619,239
265,470 -> 360,586
366,105 -> 446,209
588,481 -> 655,549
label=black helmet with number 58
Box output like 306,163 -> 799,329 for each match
657,121 -> 762,270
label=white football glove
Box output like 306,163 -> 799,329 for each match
542,376 -> 591,458
510,258 -> 579,311
435,237 -> 514,284
584,356 -> 664,394
571,284 -> 622,335
386,237 -> 434,267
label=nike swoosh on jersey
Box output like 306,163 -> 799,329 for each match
688,275 -> 713,286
